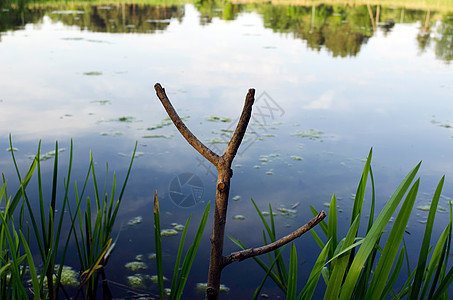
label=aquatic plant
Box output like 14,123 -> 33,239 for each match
153,191 -> 210,299
244,149 -> 453,299
0,136 -> 136,299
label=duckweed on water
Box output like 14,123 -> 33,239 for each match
83,71 -> 102,76
232,195 -> 241,201
265,171 -> 273,175
233,215 -> 245,220
148,253 -> 156,259
206,116 -> 231,122
127,216 -> 143,226
161,229 -> 178,236
125,261 -> 148,271
278,207 -> 297,216
28,148 -> 65,161
38,265 -> 79,287
90,100 -> 111,105
171,223 -> 185,231
291,155 -> 303,161
151,275 -> 168,283
142,134 -> 173,139
117,116 -> 135,122
6,147 -> 18,152
291,129 -> 324,140
207,137 -> 229,144
127,274 -> 145,287
196,283 -> 230,292
135,254 -> 145,261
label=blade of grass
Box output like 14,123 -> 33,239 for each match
324,214 -> 361,300
170,216 -> 191,299
339,161 -> 421,300
252,246 -> 285,300
366,179 -> 420,299
409,176 -> 445,299
287,243 -> 298,300
420,222 -> 451,299
19,231 -> 40,300
154,191 -> 165,299
298,240 -> 331,300
228,236 -> 286,293
381,244 -> 405,299
174,201 -> 211,299
327,194 -> 337,262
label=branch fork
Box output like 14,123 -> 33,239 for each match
154,83 -> 326,300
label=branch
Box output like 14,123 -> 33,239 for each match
154,83 -> 220,166
222,211 -> 326,267
223,89 -> 255,163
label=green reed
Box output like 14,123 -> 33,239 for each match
70,142 -> 137,298
240,148 -> 453,299
153,192 -> 210,299
1,137 -> 136,299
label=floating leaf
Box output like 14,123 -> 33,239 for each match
232,195 -> 241,201
206,116 -> 231,122
142,134 -> 173,139
125,261 -> 148,271
83,71 -> 102,76
291,129 -> 324,140
127,274 -> 145,287
196,283 -> 230,292
233,215 -> 245,220
127,216 -> 142,226
161,229 -> 178,236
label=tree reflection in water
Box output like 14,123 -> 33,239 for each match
0,1 -> 452,60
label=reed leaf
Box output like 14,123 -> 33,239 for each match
339,161 -> 421,300
19,231 -> 40,300
153,191 -> 165,299
287,243 -> 298,300
170,215 -> 191,299
298,239 -> 331,300
409,176 -> 445,299
324,215 -> 361,300
252,246 -> 285,300
327,194 -> 337,262
228,236 -> 287,293
174,201 -> 210,299
366,178 -> 419,298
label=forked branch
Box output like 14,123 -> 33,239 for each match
154,83 -> 325,300
223,211 -> 326,266
154,83 -> 220,166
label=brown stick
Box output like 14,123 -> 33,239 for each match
154,84 -> 256,300
154,84 -> 325,300
154,83 -> 220,166
223,211 -> 326,266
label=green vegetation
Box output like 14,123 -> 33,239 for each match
0,136 -> 136,299
235,149 -> 453,299
153,192 -> 211,299
1,0 -> 452,61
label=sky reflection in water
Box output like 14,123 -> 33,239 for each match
0,2 -> 453,298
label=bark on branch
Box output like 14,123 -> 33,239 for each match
154,83 -> 220,166
223,89 -> 255,164
223,211 -> 326,266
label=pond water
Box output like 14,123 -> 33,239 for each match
1,0 -> 453,298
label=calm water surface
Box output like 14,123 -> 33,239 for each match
1,1 -> 453,298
